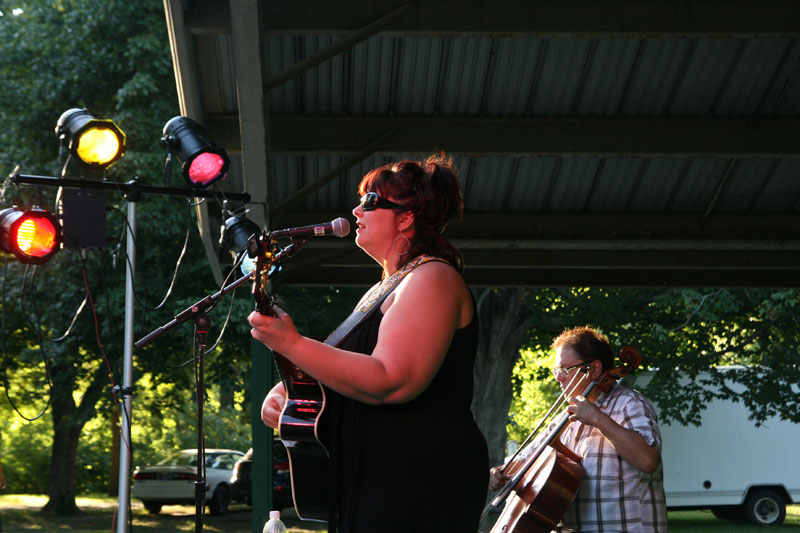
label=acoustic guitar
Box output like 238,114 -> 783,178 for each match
250,234 -> 329,521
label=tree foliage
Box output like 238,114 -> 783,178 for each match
0,0 -> 255,514
505,287 -> 800,454
0,0 -> 372,510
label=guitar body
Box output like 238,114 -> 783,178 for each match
274,352 -> 330,521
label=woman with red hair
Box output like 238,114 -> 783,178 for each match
250,154 -> 488,532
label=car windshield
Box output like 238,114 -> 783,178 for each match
154,450 -> 240,469
156,451 -> 197,467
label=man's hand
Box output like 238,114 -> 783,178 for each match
488,466 -> 510,491
567,395 -> 604,426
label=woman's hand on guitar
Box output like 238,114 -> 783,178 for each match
261,382 -> 287,429
488,466 -> 510,491
249,306 -> 301,354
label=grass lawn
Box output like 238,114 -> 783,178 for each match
1,494 -> 799,532
0,494 -> 324,533
669,507 -> 800,531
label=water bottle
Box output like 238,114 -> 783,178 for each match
263,510 -> 287,533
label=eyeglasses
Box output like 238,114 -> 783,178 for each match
359,192 -> 406,212
552,360 -> 595,379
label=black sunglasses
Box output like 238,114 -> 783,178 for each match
359,192 -> 406,211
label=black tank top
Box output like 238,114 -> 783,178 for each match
326,299 -> 489,532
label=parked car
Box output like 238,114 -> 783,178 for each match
132,448 -> 244,516
230,439 -> 293,511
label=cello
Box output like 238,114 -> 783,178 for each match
484,346 -> 642,533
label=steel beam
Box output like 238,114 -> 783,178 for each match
207,115 -> 800,157
185,0 -> 800,38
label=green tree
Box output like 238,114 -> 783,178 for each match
501,287 -> 800,462
0,0 -> 254,515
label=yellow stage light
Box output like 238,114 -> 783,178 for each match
56,108 -> 126,169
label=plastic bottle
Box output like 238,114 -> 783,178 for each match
263,510 -> 287,533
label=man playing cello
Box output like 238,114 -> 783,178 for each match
489,326 -> 668,532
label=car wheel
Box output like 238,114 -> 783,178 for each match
143,501 -> 163,515
744,488 -> 786,526
209,485 -> 231,516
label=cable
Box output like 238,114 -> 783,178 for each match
59,153 -> 71,179
79,254 -> 132,456
23,261 -> 88,343
165,250 -> 248,368
192,248 -> 248,355
151,205 -> 192,311
1,259 -> 53,422
107,202 -> 192,312
0,165 -> 20,203
202,286 -> 239,355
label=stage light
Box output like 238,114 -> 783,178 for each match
219,215 -> 261,277
55,108 -> 126,169
162,116 -> 230,188
0,207 -> 61,264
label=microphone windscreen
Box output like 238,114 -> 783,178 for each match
331,217 -> 351,237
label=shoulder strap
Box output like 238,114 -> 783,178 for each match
324,255 -> 447,347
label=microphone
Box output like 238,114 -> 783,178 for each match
269,217 -> 351,240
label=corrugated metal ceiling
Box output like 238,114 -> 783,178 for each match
165,0 -> 800,286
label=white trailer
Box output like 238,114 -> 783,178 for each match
623,369 -> 800,526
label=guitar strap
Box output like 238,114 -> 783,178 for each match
323,255 -> 446,348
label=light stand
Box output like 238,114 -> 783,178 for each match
10,171 -> 250,533
119,198 -> 135,533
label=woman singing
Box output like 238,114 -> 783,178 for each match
250,154 -> 489,532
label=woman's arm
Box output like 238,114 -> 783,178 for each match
249,262 -> 471,404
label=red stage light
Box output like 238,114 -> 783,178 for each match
162,116 -> 230,188
0,207 -> 61,264
188,152 -> 227,186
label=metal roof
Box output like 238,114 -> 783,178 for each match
164,0 -> 800,287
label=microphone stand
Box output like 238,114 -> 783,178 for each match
135,275 -> 250,533
134,273 -> 252,350
134,237 -> 305,532
192,311 -> 210,533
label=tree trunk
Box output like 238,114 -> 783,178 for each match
42,359 -> 108,515
471,288 -> 540,467
109,409 -> 120,496
42,389 -> 81,516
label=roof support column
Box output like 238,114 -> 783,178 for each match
229,3 -> 273,533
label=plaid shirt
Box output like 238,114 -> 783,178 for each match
559,385 -> 668,532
